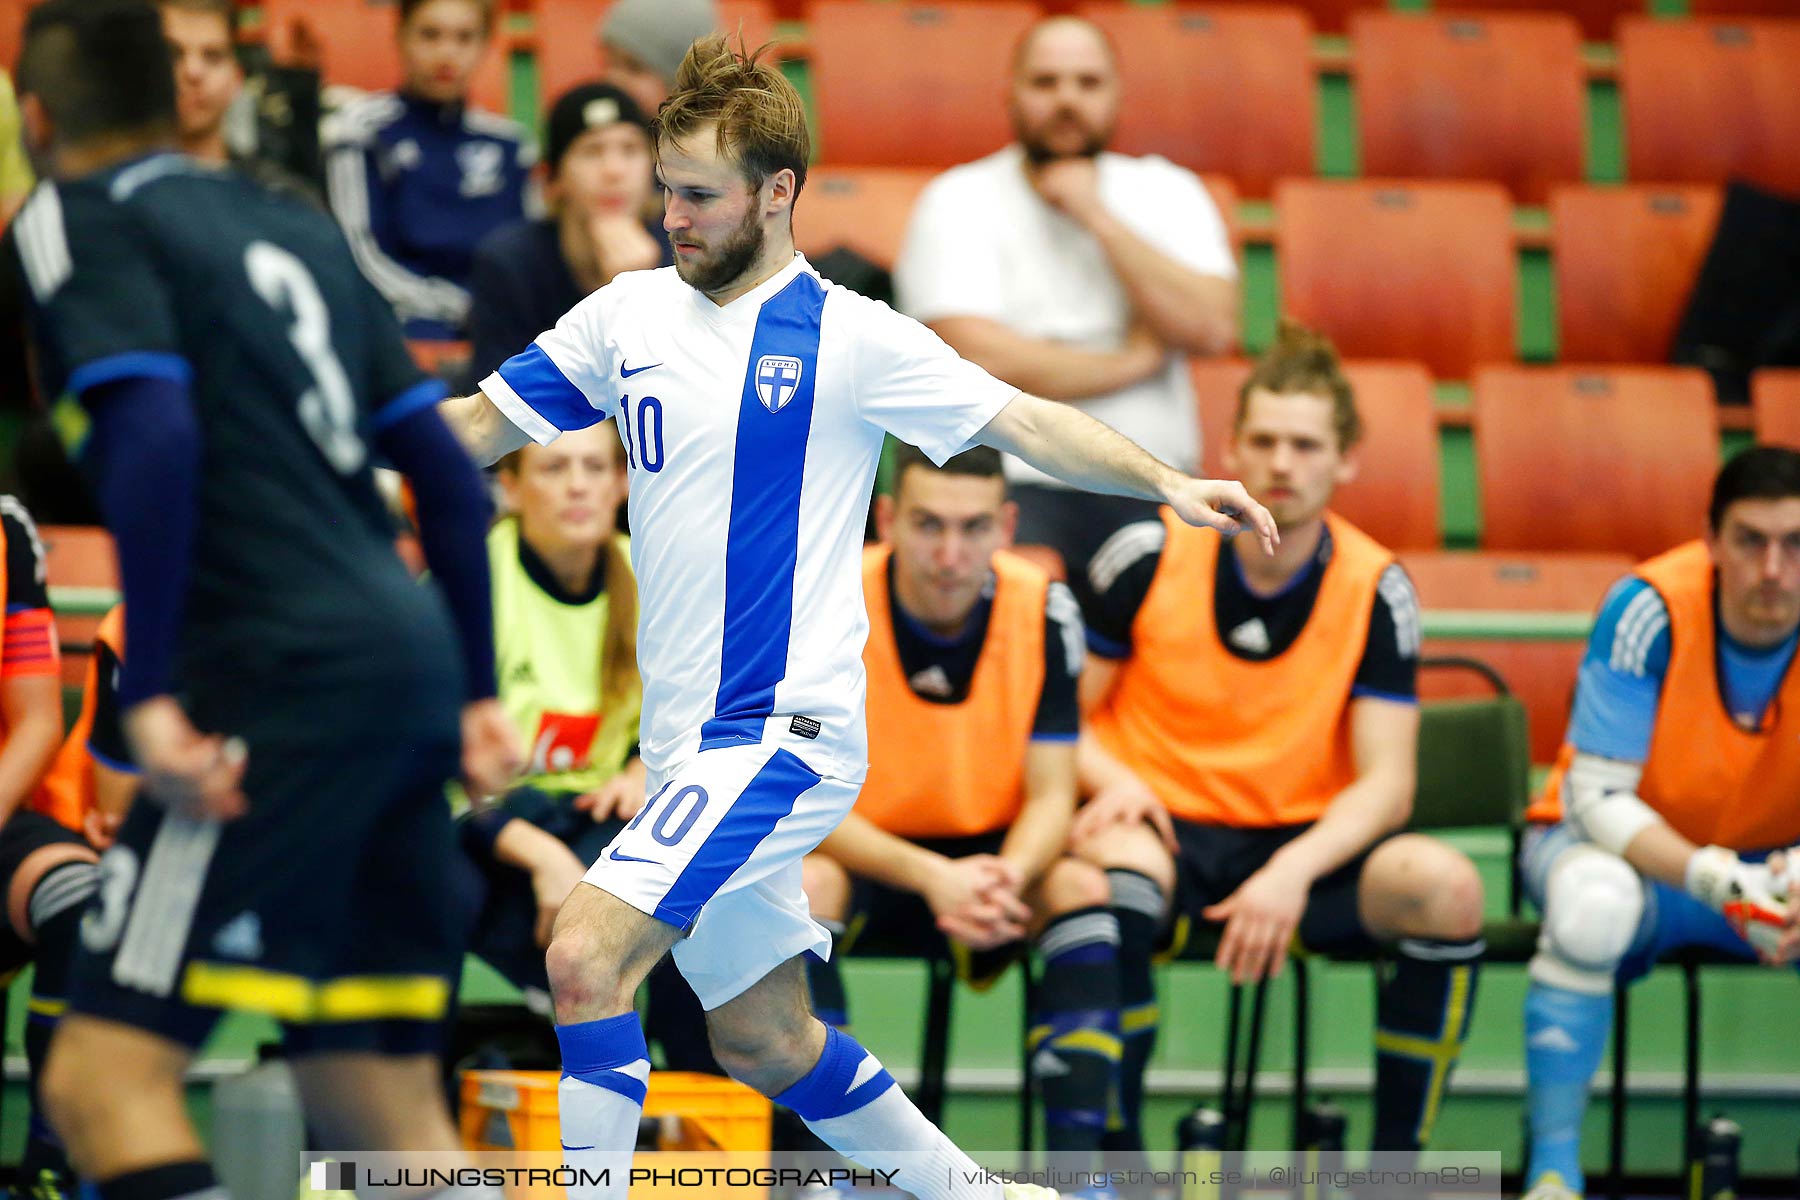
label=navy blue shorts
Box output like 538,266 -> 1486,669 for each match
68,730 -> 464,1057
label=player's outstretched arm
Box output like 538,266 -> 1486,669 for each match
439,389 -> 532,467
975,392 -> 1278,554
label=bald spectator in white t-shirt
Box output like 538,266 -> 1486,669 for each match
894,15 -> 1238,605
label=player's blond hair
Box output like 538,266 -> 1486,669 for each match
654,33 -> 809,196
1235,318 -> 1363,452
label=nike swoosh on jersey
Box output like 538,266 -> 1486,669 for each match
609,849 -> 657,864
619,361 -> 662,378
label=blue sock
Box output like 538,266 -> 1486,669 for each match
556,1014 -> 651,1200
1524,982 -> 1612,1193
776,1025 -> 987,1200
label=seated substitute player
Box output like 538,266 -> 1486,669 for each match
1518,446 -> 1800,1200
1073,322 -> 1486,1156
12,5 -> 521,1200
800,443 -> 1119,1157
0,501 -> 96,1200
437,34 -> 1275,1200
455,423 -> 715,1069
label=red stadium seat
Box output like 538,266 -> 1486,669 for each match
1689,0 -> 1800,16
1079,0 -> 1378,35
1275,180 -> 1516,380
261,0 -> 509,114
1078,4 -> 1315,200
1618,17 -> 1800,194
533,0 -> 777,117
1752,369 -> 1800,449
1431,0 -> 1643,43
794,167 -> 934,271
810,1 -> 1039,168
1402,550 -> 1632,762
1551,185 -> 1722,364
1192,357 -> 1440,550
1474,365 -> 1718,558
1351,12 -> 1585,204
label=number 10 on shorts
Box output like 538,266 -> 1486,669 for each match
628,783 -> 710,846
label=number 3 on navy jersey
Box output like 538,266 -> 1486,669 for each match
617,395 -> 665,473
244,242 -> 366,475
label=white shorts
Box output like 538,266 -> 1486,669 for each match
583,742 -> 860,1009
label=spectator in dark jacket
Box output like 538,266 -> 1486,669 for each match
324,0 -> 531,339
466,83 -> 670,385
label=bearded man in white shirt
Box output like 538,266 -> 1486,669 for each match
894,15 -> 1239,607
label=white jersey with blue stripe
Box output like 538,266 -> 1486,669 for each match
482,254 -> 1020,779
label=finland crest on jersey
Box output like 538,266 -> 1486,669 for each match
756,356 -> 803,413
484,255 -> 1020,781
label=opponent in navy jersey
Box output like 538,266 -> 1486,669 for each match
437,34 -> 1274,1200
12,3 -> 519,1195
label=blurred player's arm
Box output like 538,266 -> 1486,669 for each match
82,631 -> 139,850
80,375 -> 248,819
999,739 -> 1076,888
0,666 -> 61,826
373,402 -> 521,794
1001,587 -> 1083,884
439,389 -> 532,466
491,817 -> 587,947
1265,696 -> 1418,886
927,317 -> 1165,404
976,392 -> 1276,553
816,812 -> 1029,948
1203,697 -> 1417,985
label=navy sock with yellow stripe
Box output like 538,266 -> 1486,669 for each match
1373,937 -> 1484,1152
1030,906 -> 1122,1155
1104,868 -> 1164,1151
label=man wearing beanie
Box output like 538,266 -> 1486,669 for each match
598,0 -> 718,115
466,82 -> 672,385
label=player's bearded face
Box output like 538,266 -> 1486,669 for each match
671,194 -> 765,294
1008,22 -> 1120,163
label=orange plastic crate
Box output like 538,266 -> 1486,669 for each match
461,1069 -> 772,1155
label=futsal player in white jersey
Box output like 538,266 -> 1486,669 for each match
439,36 -> 1275,1200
